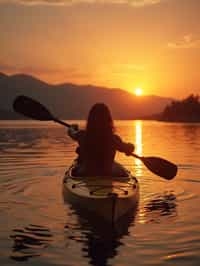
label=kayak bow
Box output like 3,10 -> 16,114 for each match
63,164 -> 139,224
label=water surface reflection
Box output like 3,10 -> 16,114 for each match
10,224 -> 53,262
0,120 -> 199,266
64,207 -> 138,266
143,193 -> 177,223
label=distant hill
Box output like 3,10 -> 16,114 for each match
0,72 -> 8,79
0,108 -> 22,120
0,72 -> 173,120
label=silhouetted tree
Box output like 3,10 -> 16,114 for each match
161,94 -> 200,122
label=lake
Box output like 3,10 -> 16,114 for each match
0,120 -> 200,266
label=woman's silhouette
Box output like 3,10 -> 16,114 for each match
68,103 -> 134,176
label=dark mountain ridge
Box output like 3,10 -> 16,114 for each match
0,72 -> 173,120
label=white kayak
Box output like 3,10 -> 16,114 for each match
63,164 -> 139,224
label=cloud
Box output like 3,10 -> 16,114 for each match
0,62 -> 92,80
0,62 -> 55,74
96,63 -> 145,79
112,63 -> 145,74
0,0 -> 162,7
168,34 -> 200,49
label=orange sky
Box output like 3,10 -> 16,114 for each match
0,0 -> 200,98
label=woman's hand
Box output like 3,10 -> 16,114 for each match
67,124 -> 79,138
125,143 -> 135,156
70,124 -> 79,131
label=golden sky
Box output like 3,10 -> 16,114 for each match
0,0 -> 200,98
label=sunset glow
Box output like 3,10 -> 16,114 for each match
0,0 -> 200,98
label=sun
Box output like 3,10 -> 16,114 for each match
134,87 -> 143,96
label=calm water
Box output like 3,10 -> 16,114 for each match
0,120 -> 200,266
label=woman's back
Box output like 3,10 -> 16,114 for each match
78,103 -> 114,176
80,131 -> 115,176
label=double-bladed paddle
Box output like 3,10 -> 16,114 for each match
13,95 -> 177,180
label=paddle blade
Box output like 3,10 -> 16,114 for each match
13,95 -> 54,121
141,156 -> 177,180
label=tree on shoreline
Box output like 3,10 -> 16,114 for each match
161,94 -> 200,122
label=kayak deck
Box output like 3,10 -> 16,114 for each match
63,166 -> 139,223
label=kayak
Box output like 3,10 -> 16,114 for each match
63,164 -> 139,224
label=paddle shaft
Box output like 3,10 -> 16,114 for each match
53,118 -> 71,128
131,153 -> 142,160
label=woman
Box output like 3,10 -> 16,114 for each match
68,103 -> 134,176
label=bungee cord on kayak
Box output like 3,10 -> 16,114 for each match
65,177 -> 137,196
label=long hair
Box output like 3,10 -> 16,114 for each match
84,103 -> 114,173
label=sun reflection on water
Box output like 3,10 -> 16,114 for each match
134,120 -> 143,176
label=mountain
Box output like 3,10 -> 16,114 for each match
0,72 -> 173,120
0,72 -> 8,79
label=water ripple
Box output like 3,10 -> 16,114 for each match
0,121 -> 200,266
10,224 -> 53,262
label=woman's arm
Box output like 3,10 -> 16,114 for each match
114,135 -> 135,155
